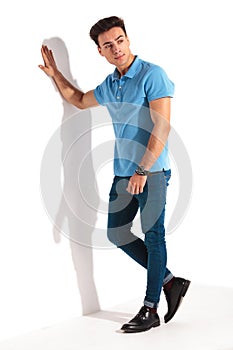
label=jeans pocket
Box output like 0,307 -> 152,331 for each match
140,172 -> 167,233
163,169 -> 171,187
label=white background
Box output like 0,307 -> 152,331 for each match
1,0 -> 233,341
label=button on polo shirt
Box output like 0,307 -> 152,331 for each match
94,56 -> 175,176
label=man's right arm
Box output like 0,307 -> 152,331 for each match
39,45 -> 99,110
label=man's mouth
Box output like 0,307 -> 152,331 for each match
115,54 -> 125,60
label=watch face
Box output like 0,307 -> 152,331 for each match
136,166 -> 149,176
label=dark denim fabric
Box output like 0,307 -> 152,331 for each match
107,170 -> 173,307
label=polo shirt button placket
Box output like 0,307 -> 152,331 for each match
116,84 -> 122,101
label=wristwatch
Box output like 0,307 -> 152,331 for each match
135,165 -> 150,176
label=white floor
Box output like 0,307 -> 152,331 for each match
1,284 -> 233,350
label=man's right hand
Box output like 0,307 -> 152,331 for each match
38,45 -> 99,109
38,45 -> 58,77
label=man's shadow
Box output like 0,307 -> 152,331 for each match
42,37 -> 101,315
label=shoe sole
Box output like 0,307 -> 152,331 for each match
164,280 -> 191,323
122,320 -> 160,333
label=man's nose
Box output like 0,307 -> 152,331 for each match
112,43 -> 120,54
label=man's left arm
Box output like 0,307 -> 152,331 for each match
126,97 -> 171,195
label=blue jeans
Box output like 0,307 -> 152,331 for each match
107,170 -> 173,308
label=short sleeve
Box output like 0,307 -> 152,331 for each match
94,84 -> 105,105
145,65 -> 175,101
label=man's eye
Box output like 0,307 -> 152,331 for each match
118,39 -> 124,44
104,44 -> 112,49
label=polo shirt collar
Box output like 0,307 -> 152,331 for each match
111,55 -> 140,81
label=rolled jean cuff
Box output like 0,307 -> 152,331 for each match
163,273 -> 174,286
144,299 -> 159,309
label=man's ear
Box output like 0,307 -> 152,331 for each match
98,46 -> 104,57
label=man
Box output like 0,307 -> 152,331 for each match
39,16 -> 190,333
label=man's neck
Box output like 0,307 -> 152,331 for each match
117,54 -> 136,77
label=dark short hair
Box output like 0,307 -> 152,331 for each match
89,16 -> 127,47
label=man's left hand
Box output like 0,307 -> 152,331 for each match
126,174 -> 147,195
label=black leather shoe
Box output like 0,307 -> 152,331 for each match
121,306 -> 160,333
164,277 -> 191,323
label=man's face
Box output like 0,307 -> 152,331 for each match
98,27 -> 132,69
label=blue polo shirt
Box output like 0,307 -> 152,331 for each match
94,56 -> 175,176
